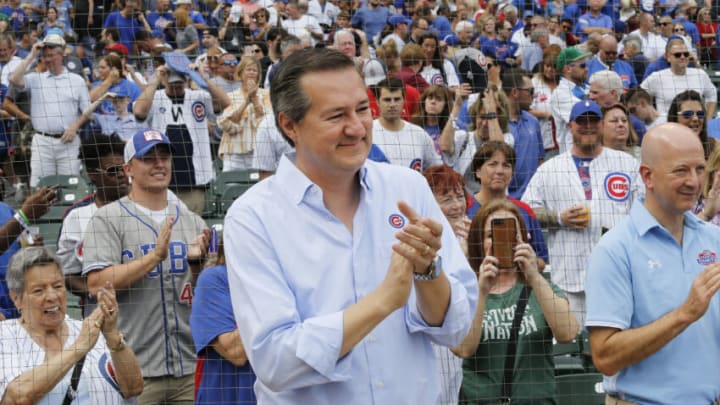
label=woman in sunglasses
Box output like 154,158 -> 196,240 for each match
667,90 -> 714,160
217,56 -> 272,171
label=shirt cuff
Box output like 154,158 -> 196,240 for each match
406,275 -> 473,348
295,310 -> 352,382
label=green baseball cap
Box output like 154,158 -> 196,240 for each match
556,46 -> 592,70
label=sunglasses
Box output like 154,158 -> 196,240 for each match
252,48 -> 262,53
674,28 -> 686,32
96,165 -> 124,176
568,61 -> 587,68
222,60 -> 239,66
679,110 -> 705,119
659,21 -> 672,26
672,51 -> 690,58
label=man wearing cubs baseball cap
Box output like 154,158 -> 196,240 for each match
123,128 -> 172,163
522,98 -> 643,326
83,126 -> 211,403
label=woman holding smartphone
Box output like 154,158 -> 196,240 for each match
455,199 -> 578,404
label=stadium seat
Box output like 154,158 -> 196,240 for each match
555,372 -> 605,405
553,332 -> 592,375
214,170 -> 260,195
220,184 -> 251,215
38,221 -> 63,253
35,175 -> 93,207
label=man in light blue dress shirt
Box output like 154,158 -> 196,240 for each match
225,48 -> 478,404
586,123 -> 720,404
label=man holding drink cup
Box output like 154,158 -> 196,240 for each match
522,100 -> 643,325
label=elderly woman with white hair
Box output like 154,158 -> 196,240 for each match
589,70 -> 649,141
0,247 -> 143,404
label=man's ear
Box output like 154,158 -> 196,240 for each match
277,112 -> 299,145
639,163 -> 653,190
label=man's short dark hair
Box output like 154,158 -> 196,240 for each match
373,77 -> 405,99
81,132 -> 127,172
134,29 -> 151,42
104,27 -> 121,42
501,68 -> 531,94
270,48 -> 357,147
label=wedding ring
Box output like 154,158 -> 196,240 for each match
423,245 -> 431,256
94,320 -> 102,328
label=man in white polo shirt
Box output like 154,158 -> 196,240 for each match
9,33 -> 90,187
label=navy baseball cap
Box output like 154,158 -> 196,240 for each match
124,129 -> 171,163
569,100 -> 602,122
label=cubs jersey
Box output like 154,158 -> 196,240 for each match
522,148 -> 644,293
141,89 -> 215,187
371,120 -> 442,172
82,196 -> 207,378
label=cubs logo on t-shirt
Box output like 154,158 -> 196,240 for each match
192,101 -> 206,122
604,172 -> 631,202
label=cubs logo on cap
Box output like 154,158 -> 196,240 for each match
604,172 -> 631,202
388,214 -> 405,229
124,128 -> 172,163
410,158 -> 423,172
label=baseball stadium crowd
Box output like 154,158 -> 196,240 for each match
0,0 -> 717,403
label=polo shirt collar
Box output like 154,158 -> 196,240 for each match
630,197 -> 702,236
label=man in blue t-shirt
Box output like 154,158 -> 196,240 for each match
503,68 -> 545,200
350,0 -> 390,45
103,0 -> 150,55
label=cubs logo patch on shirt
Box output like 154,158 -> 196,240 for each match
604,172 -> 631,202
697,250 -> 717,265
388,214 -> 405,229
410,158 -> 423,172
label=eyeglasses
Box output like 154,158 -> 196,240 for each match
674,28 -> 686,32
602,50 -> 618,55
96,165 -> 124,176
679,110 -> 705,119
568,61 -> 587,68
222,60 -> 239,66
672,51 -> 690,58
252,48 -> 262,53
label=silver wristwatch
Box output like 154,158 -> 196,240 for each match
414,256 -> 443,281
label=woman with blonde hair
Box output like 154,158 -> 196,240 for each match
172,8 -> 199,57
217,56 -> 272,171
694,145 -> 720,224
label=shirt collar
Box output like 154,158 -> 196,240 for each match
44,68 -> 69,78
630,197 -> 702,236
276,152 -> 370,205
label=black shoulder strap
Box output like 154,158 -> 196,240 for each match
62,355 -> 87,405
500,285 -> 532,402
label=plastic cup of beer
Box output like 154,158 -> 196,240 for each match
576,205 -> 591,228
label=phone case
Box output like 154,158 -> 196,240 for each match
491,218 -> 516,268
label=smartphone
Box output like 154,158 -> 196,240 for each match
491,218 -> 517,269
